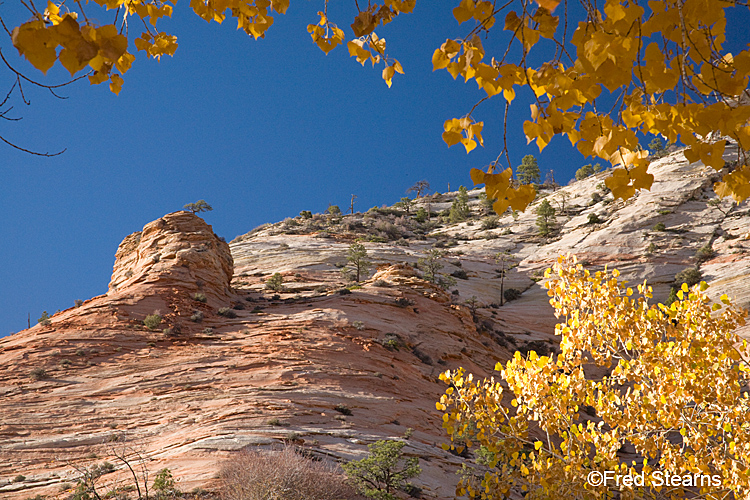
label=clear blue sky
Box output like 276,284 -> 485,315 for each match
1,2 -> 748,335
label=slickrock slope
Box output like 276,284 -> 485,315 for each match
1,145 -> 749,499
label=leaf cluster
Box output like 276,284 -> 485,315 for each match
437,255 -> 750,499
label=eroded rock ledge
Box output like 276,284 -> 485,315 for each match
109,211 -> 233,306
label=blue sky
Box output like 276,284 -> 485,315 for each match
1,2 -> 748,335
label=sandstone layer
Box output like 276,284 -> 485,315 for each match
1,147 -> 749,499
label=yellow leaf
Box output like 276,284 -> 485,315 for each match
351,10 -> 375,37
115,52 -> 135,74
536,0 -> 561,11
461,138 -> 477,153
432,48 -> 449,70
504,11 -> 522,31
453,0 -> 473,25
11,21 -> 58,74
382,64 -> 396,87
443,130 -> 462,147
109,73 -> 124,95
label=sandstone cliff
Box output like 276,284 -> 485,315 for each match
1,146 -> 748,499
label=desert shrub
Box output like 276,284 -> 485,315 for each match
30,368 -> 48,381
575,163 -> 601,180
590,192 -> 603,204
220,445 -> 355,500
451,269 -> 469,280
394,297 -> 414,307
352,321 -> 365,330
480,215 -> 499,230
75,299 -> 84,308
646,242 -> 658,254
143,313 -> 162,330
152,468 -> 179,499
190,311 -> 204,323
653,222 -> 666,231
218,307 -> 237,318
299,210 -> 313,219
675,267 -> 702,287
587,213 -> 601,224
373,279 -> 389,287
374,220 -> 401,240
38,311 -> 51,326
412,347 -> 433,365
265,273 -> 284,292
657,209 -> 673,215
14,475 -> 26,483
192,292 -> 207,303
326,205 -> 342,215
449,186 -> 470,223
503,288 -> 522,302
343,440 -> 421,500
414,207 -> 428,223
334,403 -> 353,415
695,244 -> 715,263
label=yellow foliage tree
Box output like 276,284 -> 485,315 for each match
437,255 -> 749,499
3,0 -> 750,203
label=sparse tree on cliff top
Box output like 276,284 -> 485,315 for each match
5,1 -> 750,208
184,200 -> 213,215
407,180 -> 431,198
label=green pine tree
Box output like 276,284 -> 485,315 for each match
449,186 -> 470,223
535,199 -> 556,236
516,155 -> 541,185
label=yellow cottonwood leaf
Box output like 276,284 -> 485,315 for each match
11,21 -> 58,74
109,73 -> 124,94
453,0 -> 474,25
432,48 -> 449,70
351,10 -> 375,37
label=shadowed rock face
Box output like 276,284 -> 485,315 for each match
109,211 -> 234,307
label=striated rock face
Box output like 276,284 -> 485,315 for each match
109,211 -> 234,307
1,148 -> 749,499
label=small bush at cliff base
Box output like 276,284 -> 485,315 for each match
219,445 -> 355,500
217,307 -> 237,318
343,440 -> 421,500
152,468 -> 179,499
192,292 -> 207,303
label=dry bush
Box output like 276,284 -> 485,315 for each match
220,445 -> 359,500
